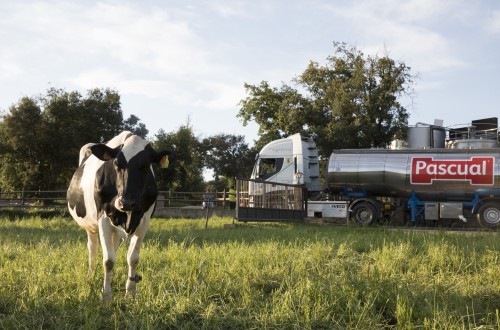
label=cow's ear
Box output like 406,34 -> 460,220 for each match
152,150 -> 172,168
90,144 -> 121,161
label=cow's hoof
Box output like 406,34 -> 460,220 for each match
126,282 -> 137,297
102,292 -> 112,302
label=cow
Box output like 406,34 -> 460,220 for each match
67,131 -> 172,301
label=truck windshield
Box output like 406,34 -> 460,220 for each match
258,158 -> 284,179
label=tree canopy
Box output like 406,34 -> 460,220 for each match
238,42 -> 415,158
0,88 -> 255,192
0,88 -> 148,191
202,134 -> 254,181
153,124 -> 205,192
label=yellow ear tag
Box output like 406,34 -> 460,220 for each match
160,155 -> 169,168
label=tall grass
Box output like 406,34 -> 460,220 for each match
1,215 -> 500,329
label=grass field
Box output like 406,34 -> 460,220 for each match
1,213 -> 500,329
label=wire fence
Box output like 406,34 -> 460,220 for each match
0,189 -> 235,209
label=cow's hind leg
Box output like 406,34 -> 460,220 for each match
86,230 -> 99,278
98,216 -> 117,302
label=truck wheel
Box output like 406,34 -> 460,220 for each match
477,202 -> 500,228
351,203 -> 377,225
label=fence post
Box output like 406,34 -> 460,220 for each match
235,180 -> 240,221
156,192 -> 164,208
21,187 -> 25,206
222,189 -> 227,209
168,188 -> 173,206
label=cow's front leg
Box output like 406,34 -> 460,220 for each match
125,233 -> 145,298
86,230 -> 99,278
125,216 -> 150,298
98,216 -> 116,301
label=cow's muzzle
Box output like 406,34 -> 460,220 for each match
116,196 -> 136,211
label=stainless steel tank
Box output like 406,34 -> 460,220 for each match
407,125 -> 446,149
327,148 -> 500,201
449,138 -> 500,149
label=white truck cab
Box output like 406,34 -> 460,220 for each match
251,133 -> 321,194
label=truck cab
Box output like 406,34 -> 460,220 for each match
251,133 -> 321,195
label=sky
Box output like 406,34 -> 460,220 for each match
1,0 -> 499,146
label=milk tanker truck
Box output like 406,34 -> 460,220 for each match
249,118 -> 500,228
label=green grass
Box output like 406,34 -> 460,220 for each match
1,215 -> 500,329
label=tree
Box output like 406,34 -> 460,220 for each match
123,114 -> 149,138
238,42 -> 415,159
76,88 -> 124,142
238,82 -> 312,151
202,134 -> 253,184
0,97 -> 45,190
153,123 -> 204,192
0,87 -> 148,191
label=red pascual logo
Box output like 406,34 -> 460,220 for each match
411,157 -> 495,185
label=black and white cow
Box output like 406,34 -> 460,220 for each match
67,131 -> 171,301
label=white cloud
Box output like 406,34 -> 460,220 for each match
0,62 -> 23,79
324,0 -> 466,76
486,10 -> 500,34
69,68 -> 244,112
68,68 -> 121,89
0,2 -> 216,76
120,79 -> 195,103
334,0 -> 470,25
81,3 -> 213,76
207,0 -> 273,18
70,68 -> 200,105
367,24 -> 464,74
0,1 -> 239,109
208,1 -> 251,18
193,80 -> 246,110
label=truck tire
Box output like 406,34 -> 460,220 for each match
477,202 -> 500,228
351,203 -> 377,225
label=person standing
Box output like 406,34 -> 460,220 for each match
228,184 -> 236,209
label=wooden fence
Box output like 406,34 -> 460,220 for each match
156,189 -> 234,208
0,190 -> 67,207
0,189 -> 233,209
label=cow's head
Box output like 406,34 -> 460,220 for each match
89,135 -> 171,216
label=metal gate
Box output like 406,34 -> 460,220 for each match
235,178 -> 307,222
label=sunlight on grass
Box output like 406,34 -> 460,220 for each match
1,215 -> 500,329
